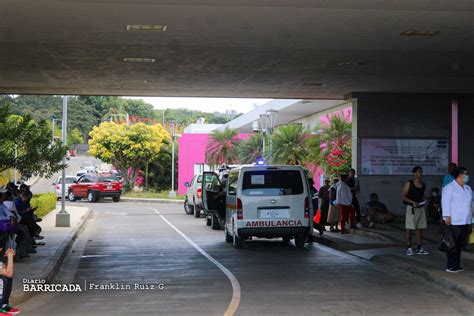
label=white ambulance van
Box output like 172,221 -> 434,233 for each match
221,164 -> 312,248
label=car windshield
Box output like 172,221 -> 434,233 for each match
242,170 -> 304,196
98,174 -> 119,182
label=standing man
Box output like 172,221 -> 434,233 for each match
336,174 -> 355,234
441,167 -> 472,273
402,166 -> 430,256
442,162 -> 457,188
318,178 -> 331,228
347,169 -> 363,228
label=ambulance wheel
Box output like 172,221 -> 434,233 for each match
206,215 -> 212,226
211,214 -> 220,230
225,226 -> 233,243
233,231 -> 244,249
295,235 -> 306,248
282,236 -> 291,243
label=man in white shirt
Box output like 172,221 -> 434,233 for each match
335,174 -> 355,234
441,166 -> 473,273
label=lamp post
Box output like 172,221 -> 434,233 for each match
168,121 -> 177,199
259,114 -> 268,158
56,96 -> 70,227
266,109 -> 278,162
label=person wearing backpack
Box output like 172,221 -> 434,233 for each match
402,166 -> 430,256
441,166 -> 472,273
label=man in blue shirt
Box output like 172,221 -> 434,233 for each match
442,162 -> 457,188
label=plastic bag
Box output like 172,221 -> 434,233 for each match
313,210 -> 321,224
439,224 -> 456,253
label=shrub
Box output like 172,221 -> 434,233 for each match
30,193 -> 57,218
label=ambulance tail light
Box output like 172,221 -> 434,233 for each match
197,188 -> 202,199
304,197 -> 310,218
237,198 -> 243,220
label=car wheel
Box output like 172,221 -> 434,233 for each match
233,230 -> 244,249
211,214 -> 220,230
206,215 -> 212,226
68,191 -> 76,202
184,198 -> 194,215
294,235 -> 306,248
225,226 -> 233,243
87,191 -> 96,203
112,196 -> 120,203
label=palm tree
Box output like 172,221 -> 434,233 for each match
306,112 -> 352,174
271,124 -> 308,165
238,133 -> 266,164
206,127 -> 239,165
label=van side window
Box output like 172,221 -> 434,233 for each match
228,172 -> 238,195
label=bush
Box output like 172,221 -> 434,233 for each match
31,193 -> 57,218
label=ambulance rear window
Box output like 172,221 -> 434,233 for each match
242,170 -> 303,196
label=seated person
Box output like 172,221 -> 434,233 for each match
426,187 -> 442,223
365,193 -> 393,228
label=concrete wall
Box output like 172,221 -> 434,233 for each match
458,96 -> 474,173
351,93 -> 452,214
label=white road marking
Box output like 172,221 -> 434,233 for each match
152,208 -> 241,316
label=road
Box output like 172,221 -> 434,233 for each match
20,201 -> 474,315
29,156 -> 102,194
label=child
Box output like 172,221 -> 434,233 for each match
0,232 -> 20,315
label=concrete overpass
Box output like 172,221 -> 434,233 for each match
1,1 -> 474,98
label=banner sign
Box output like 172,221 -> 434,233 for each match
361,139 -> 449,175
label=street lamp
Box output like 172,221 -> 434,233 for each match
168,121 -> 177,199
259,114 -> 269,158
56,96 -> 70,227
266,109 -> 278,162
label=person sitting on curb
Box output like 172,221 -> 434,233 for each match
0,234 -> 20,315
365,193 -> 394,228
402,166 -> 430,256
335,174 -> 355,234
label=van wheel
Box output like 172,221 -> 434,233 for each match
184,198 -> 194,215
206,216 -> 212,226
282,236 -> 291,243
211,214 -> 220,230
233,231 -> 244,249
194,205 -> 201,218
294,235 -> 306,248
225,226 -> 233,243
68,191 -> 76,202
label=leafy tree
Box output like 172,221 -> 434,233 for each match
67,128 -> 84,147
306,112 -> 352,176
0,104 -> 67,177
238,133 -> 266,164
123,99 -> 155,119
271,124 -> 308,165
205,128 -> 239,165
88,122 -> 170,190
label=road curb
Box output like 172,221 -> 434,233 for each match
10,208 -> 93,306
372,255 -> 474,303
121,197 -> 183,205
349,228 -> 399,243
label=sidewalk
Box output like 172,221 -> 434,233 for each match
10,205 -> 91,306
315,223 -> 474,302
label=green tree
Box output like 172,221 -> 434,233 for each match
67,128 -> 84,147
0,104 -> 67,177
238,133 -> 266,164
205,128 -> 239,165
271,124 -> 308,165
88,122 -> 170,190
306,112 -> 352,175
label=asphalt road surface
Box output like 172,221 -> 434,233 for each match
20,201 -> 474,315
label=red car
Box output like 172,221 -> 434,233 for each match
68,172 -> 122,203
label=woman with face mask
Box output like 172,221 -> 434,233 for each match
441,167 -> 472,273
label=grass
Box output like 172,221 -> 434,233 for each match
123,191 -> 185,200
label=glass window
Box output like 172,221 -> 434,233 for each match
227,172 -> 239,195
242,170 -> 303,196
